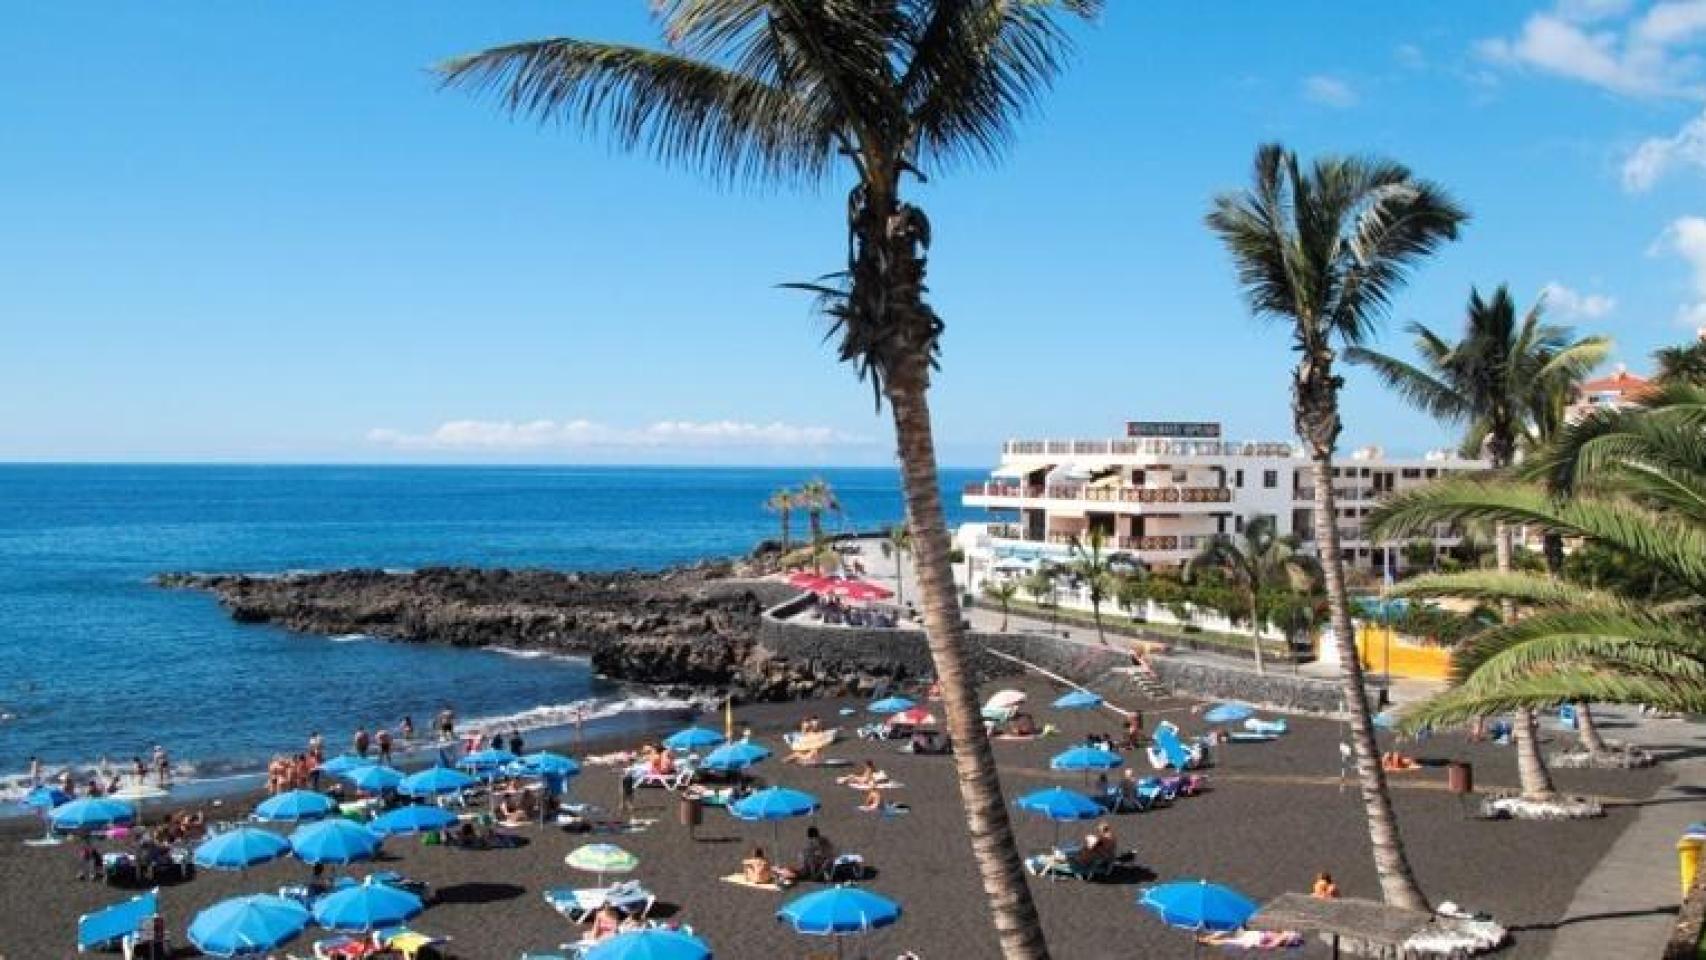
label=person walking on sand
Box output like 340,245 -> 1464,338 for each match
353,727 -> 370,759
375,727 -> 393,765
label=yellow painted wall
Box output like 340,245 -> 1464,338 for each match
1355,625 -> 1453,681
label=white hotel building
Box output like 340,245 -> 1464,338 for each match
957,419 -> 1482,590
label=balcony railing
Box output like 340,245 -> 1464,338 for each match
1002,438 -> 1295,458
963,482 -> 1234,505
1293,487 -> 1379,502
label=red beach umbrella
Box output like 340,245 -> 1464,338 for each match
887,707 -> 937,727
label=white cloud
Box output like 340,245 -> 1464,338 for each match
1478,1 -> 1706,99
1302,74 -> 1359,108
1623,107 -> 1706,189
1540,281 -> 1619,319
1654,215 -> 1706,325
366,418 -> 871,452
1395,44 -> 1427,70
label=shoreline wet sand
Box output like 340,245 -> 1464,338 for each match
0,677 -> 1675,959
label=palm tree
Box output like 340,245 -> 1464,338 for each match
984,579 -> 1018,631
764,487 -> 797,552
1189,514 -> 1318,674
1023,569 -> 1057,622
1206,142 -> 1466,911
1655,338 -> 1706,385
881,521 -> 913,607
1068,528 -> 1114,646
1347,285 -> 1610,801
438,6 -> 1102,953
1369,479 -> 1706,725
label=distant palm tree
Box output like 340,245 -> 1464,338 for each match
984,579 -> 1018,632
438,6 -> 1101,953
1069,528 -> 1115,646
1189,515 -> 1319,674
764,487 -> 796,552
796,478 -> 840,575
1655,338 -> 1706,385
1206,142 -> 1466,912
1348,285 -> 1609,802
881,521 -> 913,607
1023,569 -> 1057,623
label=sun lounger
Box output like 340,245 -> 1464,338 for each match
543,880 -> 656,922
1153,722 -> 1206,771
1228,731 -> 1278,743
77,888 -> 159,954
313,935 -> 377,960
1244,718 -> 1288,735
374,927 -> 450,960
827,853 -> 868,882
1024,850 -> 1114,881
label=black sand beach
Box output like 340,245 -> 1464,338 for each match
0,677 -> 1672,959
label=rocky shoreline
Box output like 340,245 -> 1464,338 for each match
154,561 -> 897,702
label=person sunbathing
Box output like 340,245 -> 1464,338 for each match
584,904 -> 623,942
1311,871 -> 1339,899
742,846 -> 776,885
838,760 -> 889,790
497,794 -> 528,827
776,826 -> 835,884
1381,751 -> 1420,772
650,750 -> 676,776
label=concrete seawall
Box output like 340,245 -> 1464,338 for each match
748,585 -> 1346,715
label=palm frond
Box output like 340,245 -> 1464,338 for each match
437,38 -> 829,185
1391,571 -> 1625,611
1401,671 -> 1706,729
1344,343 -> 1468,423
1447,609 -> 1706,686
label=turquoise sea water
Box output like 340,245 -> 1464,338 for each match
0,464 -> 981,797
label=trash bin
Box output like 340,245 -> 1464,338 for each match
1447,761 -> 1473,795
679,795 -> 702,835
1679,834 -> 1703,900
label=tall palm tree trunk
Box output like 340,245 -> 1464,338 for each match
889,375 -> 1049,959
781,512 -> 791,552
1496,523 -> 1558,800
1248,587 -> 1267,675
1576,702 -> 1608,754
1313,453 -> 1427,910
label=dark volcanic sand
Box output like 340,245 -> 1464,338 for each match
0,681 -> 1671,959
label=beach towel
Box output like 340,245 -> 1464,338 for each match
783,730 -> 839,751
720,873 -> 784,892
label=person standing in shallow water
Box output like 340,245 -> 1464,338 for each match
507,728 -> 523,756
307,731 -> 323,763
400,715 -> 415,744
375,727 -> 393,765
353,727 -> 370,759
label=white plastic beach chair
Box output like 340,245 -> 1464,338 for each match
543,881 -> 656,923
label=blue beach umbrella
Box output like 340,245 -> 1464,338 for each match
342,764 -> 404,794
254,789 -> 335,823
516,752 -> 581,777
1202,703 -> 1255,725
1138,879 -> 1258,934
318,755 -> 372,777
1052,690 -> 1104,711
188,894 -> 309,957
50,798 -> 136,833
398,766 -> 476,798
730,787 -> 820,822
702,742 -> 772,773
779,886 -> 902,933
664,727 -> 726,752
1050,746 -> 1125,786
867,696 -> 916,715
458,748 -> 517,771
289,818 -> 381,866
730,786 -> 820,844
584,929 -> 713,960
194,827 -> 290,871
779,887 -> 900,959
21,786 -> 71,810
312,878 -> 425,931
1015,787 -> 1104,848
368,804 -> 458,837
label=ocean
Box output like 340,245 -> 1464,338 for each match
0,464 -> 983,800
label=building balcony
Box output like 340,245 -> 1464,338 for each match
1293,487 -> 1380,502
1000,438 -> 1295,458
963,482 -> 1234,506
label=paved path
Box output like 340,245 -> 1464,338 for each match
1545,710 -> 1706,959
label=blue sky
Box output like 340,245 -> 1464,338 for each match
4,1 -> 1706,467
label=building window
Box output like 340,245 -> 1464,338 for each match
1234,515 -> 1244,533
1401,468 -> 1421,479
1425,469 -> 1438,479
1235,469 -> 1244,488
1172,469 -> 1188,484
1262,470 -> 1277,488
